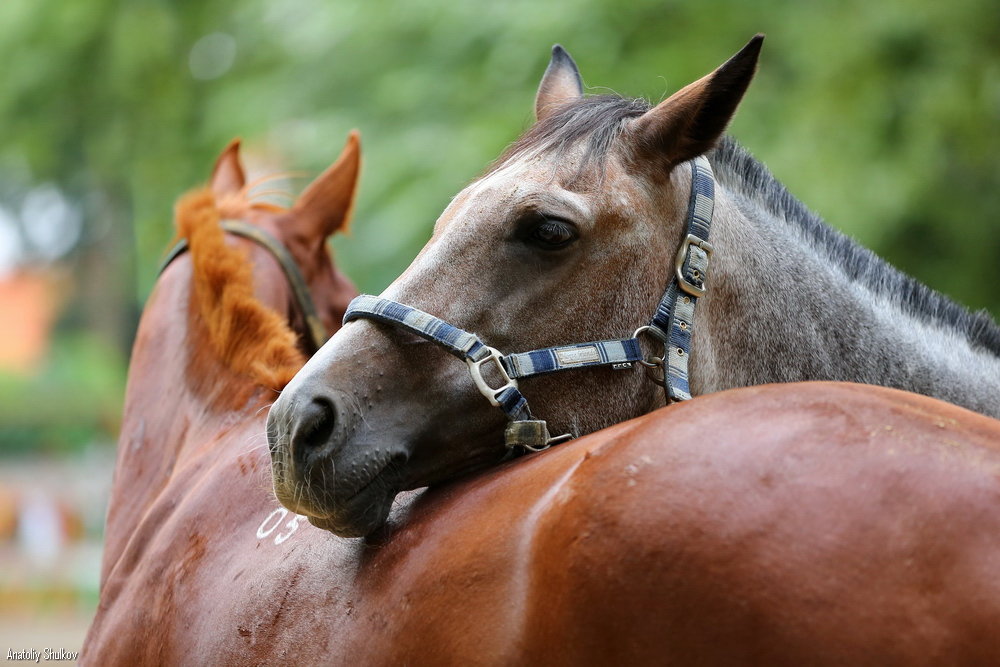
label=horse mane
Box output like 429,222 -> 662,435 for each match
174,188 -> 305,393
489,94 -> 1000,357
709,137 -> 1000,357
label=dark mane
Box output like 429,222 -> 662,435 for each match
490,94 -> 1000,357
487,95 -> 650,176
710,136 -> 1000,357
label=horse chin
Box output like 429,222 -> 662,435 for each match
301,479 -> 397,538
306,510 -> 386,538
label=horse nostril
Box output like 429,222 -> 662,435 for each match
291,395 -> 337,467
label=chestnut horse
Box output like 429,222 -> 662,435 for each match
268,36 -> 1000,537
83,134 -> 1000,664
82,134 -> 360,661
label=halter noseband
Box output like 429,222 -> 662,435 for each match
344,155 -> 716,454
159,219 -> 328,352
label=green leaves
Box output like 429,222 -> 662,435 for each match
2,0 -> 999,452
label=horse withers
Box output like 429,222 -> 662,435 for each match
268,36 -> 1000,537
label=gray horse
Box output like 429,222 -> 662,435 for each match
268,36 -> 1000,537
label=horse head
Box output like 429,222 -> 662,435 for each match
159,133 -> 361,406
267,38 -> 763,537
203,134 -> 360,363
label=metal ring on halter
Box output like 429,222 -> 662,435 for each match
643,357 -> 667,386
633,326 -> 667,368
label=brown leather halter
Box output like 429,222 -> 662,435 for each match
158,219 -> 328,352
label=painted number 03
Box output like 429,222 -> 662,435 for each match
256,507 -> 306,545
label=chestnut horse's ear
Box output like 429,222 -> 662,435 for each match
210,138 -> 246,197
535,45 -> 584,122
293,130 -> 361,238
632,34 -> 763,168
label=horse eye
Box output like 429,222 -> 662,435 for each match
527,219 -> 577,249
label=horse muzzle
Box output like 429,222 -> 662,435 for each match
266,381 -> 407,537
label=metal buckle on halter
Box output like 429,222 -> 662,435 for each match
674,233 -> 713,298
504,420 -> 573,452
466,346 -> 519,407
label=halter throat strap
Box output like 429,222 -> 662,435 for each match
343,155 -> 716,453
159,219 -> 328,352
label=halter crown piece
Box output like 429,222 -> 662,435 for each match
160,219 -> 329,352
344,156 -> 716,455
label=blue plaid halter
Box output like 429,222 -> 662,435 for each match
344,156 -> 716,454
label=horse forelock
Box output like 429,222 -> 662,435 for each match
174,188 -> 306,397
487,95 -> 651,179
215,171 -> 296,219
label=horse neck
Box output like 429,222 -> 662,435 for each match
126,268 -> 271,442
691,183 -> 1000,419
104,271 -> 272,578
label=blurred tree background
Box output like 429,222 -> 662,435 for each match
1,0 -> 998,455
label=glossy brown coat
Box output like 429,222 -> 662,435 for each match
87,368 -> 1000,664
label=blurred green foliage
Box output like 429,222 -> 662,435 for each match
1,0 -> 998,453
0,334 -> 125,455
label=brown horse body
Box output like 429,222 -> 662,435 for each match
89,368 -> 1000,663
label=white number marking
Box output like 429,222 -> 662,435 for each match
275,514 -> 303,544
256,507 -> 308,545
257,508 -> 288,539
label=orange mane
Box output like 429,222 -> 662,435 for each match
173,188 -> 305,392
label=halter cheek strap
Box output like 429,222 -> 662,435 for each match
159,219 -> 329,352
343,155 -> 716,453
647,155 -> 715,401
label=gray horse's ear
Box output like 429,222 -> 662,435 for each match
535,45 -> 584,122
633,34 -> 763,168
210,138 -> 246,197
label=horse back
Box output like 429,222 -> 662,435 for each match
503,382 -> 1000,664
